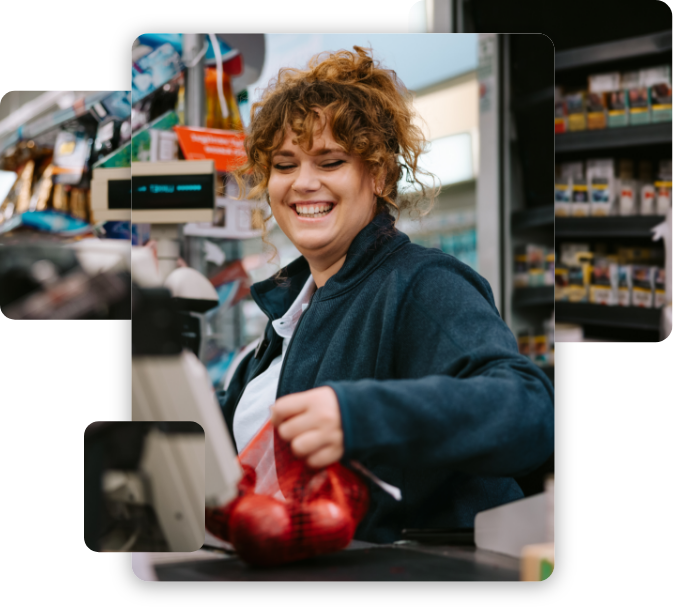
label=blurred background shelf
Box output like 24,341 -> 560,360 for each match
511,206 -> 554,232
555,215 -> 665,239
555,303 -> 662,331
555,30 -> 672,71
555,122 -> 672,154
512,286 -> 554,308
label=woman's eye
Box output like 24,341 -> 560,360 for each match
273,163 -> 295,170
273,160 -> 343,171
323,160 -> 344,168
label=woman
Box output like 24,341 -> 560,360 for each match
219,46 -> 554,544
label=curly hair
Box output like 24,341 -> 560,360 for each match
232,46 -> 437,239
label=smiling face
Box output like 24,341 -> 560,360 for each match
267,121 -> 379,274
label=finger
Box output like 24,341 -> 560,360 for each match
290,429 -> 326,459
276,411 -> 320,442
306,445 -> 342,469
270,391 -> 313,424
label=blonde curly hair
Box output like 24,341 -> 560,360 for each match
232,45 -> 437,243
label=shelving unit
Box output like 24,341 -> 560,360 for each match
512,286 -> 554,309
554,28 -> 672,343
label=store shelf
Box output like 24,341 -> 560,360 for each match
512,286 -> 554,308
555,302 -> 662,331
0,91 -> 131,154
555,30 -> 672,71
555,215 -> 665,239
555,122 -> 672,154
511,206 -> 554,232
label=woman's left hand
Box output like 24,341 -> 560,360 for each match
270,387 -> 344,469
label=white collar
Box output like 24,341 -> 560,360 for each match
271,274 -> 316,339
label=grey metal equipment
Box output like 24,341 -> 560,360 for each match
183,34 -> 206,128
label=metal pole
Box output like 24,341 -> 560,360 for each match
182,33 -> 206,127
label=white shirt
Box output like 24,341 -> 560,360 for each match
232,274 -> 316,452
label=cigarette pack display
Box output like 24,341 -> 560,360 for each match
554,181 -> 571,216
544,252 -> 555,287
517,330 -> 533,358
533,333 -> 550,366
586,92 -> 607,130
554,265 -> 569,301
572,179 -> 590,216
587,159 -> 615,216
514,249 -> 529,288
528,245 -> 546,287
554,100 -> 567,134
589,261 -> 618,305
606,90 -> 629,127
655,179 -> 672,215
617,265 -> 632,306
654,267 -> 667,308
566,93 -> 587,131
650,83 -> 672,123
631,265 -> 655,308
640,183 -> 656,215
627,87 -> 651,125
589,72 -> 621,93
566,254 -> 591,303
639,65 -> 671,88
619,180 -> 638,216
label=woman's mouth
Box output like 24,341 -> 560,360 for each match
291,202 -> 335,219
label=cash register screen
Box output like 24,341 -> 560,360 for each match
108,179 -> 131,210
132,174 -> 214,210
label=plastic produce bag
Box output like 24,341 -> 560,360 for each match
205,419 -> 369,567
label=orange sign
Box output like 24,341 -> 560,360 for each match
173,126 -> 247,172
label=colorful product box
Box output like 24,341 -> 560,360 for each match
627,87 -> 651,125
617,265 -> 632,306
606,90 -> 629,127
589,262 -> 618,305
654,267 -> 667,308
572,180 -> 590,216
631,265 -> 655,307
554,181 -> 572,216
586,92 -> 607,130
566,93 -> 587,131
650,83 -> 672,123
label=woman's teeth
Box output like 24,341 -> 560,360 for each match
295,203 -> 334,218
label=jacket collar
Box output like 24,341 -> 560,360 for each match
250,212 -> 409,321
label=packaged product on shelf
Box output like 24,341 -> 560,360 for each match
639,65 -> 671,87
587,72 -> 619,130
617,264 -> 632,306
563,251 -> 592,303
148,129 -> 179,161
513,249 -> 529,287
554,264 -> 569,301
587,159 -> 615,216
554,99 -> 567,134
650,83 -> 672,123
566,92 -> 587,131
606,90 -> 629,127
544,251 -> 555,286
631,265 -> 655,308
528,245 -> 546,287
618,159 -> 637,216
655,161 -> 672,215
638,160 -> 655,215
517,330 -> 533,358
589,260 -> 618,305
560,243 -> 590,266
571,178 -> 590,216
533,331 -> 550,366
52,132 -> 92,186
554,180 -> 571,216
585,92 -> 607,130
654,267 -> 667,308
627,87 -> 651,125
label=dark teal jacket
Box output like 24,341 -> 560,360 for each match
217,212 -> 554,544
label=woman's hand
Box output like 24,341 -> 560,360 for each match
270,387 -> 344,469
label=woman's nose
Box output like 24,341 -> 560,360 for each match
291,163 -> 321,193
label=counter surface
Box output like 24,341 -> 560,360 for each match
147,540 -> 520,581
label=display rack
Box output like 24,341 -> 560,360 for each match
0,91 -> 128,154
554,28 -> 672,342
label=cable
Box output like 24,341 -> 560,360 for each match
183,42 -> 208,69
208,33 -> 229,120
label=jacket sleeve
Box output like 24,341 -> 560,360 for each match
326,259 -> 554,477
